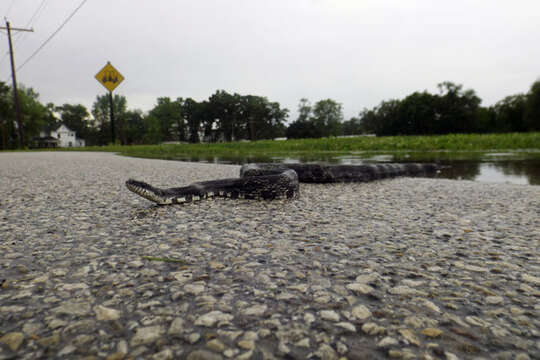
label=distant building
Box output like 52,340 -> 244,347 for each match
32,136 -> 59,148
50,125 -> 85,147
33,124 -> 85,148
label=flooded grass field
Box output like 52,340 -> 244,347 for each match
34,133 -> 540,185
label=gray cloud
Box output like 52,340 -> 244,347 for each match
2,0 -> 539,120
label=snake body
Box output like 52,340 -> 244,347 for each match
126,163 -> 440,205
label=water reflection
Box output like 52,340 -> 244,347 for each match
475,165 -> 529,185
489,160 -> 540,185
171,154 -> 539,186
435,162 -> 481,182
434,161 -> 540,185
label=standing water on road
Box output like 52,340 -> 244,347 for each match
169,151 -> 540,185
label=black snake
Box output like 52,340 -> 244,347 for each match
125,163 -> 441,205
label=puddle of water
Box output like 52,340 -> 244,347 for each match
352,154 -> 394,163
433,160 -> 540,185
172,152 -> 540,186
474,165 -> 529,185
484,153 -> 515,158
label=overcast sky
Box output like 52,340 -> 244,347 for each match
1,0 -> 539,121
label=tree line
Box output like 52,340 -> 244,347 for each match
287,80 -> 540,138
0,87 -> 289,148
355,81 -> 540,136
0,79 -> 538,149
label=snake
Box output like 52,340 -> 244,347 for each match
125,163 -> 441,205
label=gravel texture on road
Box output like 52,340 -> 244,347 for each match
1,152 -> 539,360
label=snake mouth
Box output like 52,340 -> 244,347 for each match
125,179 -> 172,205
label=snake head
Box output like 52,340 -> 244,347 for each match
125,179 -> 172,205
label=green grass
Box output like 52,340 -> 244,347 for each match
19,132 -> 540,163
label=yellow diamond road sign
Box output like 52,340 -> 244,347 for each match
95,62 -> 124,92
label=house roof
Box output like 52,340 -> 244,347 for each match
55,124 -> 73,132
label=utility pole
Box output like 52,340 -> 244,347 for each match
0,19 -> 33,149
109,91 -> 115,144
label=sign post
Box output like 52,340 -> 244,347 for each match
95,62 -> 124,144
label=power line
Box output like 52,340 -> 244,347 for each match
24,0 -> 48,30
1,0 -> 48,70
5,0 -> 16,18
11,0 -> 47,46
0,0 -> 48,68
16,0 -> 88,72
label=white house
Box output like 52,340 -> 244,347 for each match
49,125 -> 85,147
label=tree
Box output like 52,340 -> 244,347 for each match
297,98 -> 312,122
524,80 -> 540,131
142,114 -> 162,144
1,84 -> 58,148
56,104 -> 91,141
398,91 -> 438,135
287,98 -> 344,139
258,99 -> 288,139
435,82 -> 481,134
120,110 -> 146,145
311,99 -> 343,137
237,95 -> 287,140
43,103 -> 60,133
205,91 -> 287,142
17,85 -> 50,146
286,119 -> 316,139
183,98 -> 203,143
358,82 -> 485,136
286,98 -> 317,139
492,94 -> 527,132
355,108 -> 379,135
473,106 -> 495,134
342,116 -> 363,135
364,99 -> 401,136
147,97 -> 185,142
207,90 -> 239,142
0,81 -> 14,149
91,94 -> 127,145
